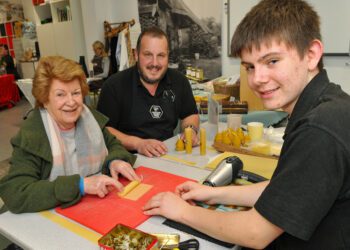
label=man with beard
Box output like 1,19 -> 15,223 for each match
97,27 -> 199,157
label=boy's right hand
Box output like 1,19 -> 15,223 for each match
175,181 -> 217,205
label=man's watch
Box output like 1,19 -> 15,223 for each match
185,125 -> 198,134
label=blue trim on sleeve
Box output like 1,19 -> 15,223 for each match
79,177 -> 85,196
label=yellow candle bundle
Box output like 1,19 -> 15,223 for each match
184,127 -> 192,154
200,128 -> 206,155
118,180 -> 140,197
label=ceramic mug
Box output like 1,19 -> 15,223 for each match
247,122 -> 264,141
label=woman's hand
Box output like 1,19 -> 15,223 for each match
143,192 -> 191,221
176,181 -> 217,205
109,160 -> 141,181
83,159 -> 140,198
84,175 -> 123,198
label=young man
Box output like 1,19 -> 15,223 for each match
143,0 -> 350,248
97,27 -> 199,157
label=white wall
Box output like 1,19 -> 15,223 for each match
222,0 -> 350,94
20,0 -> 350,93
19,0 -> 139,68
16,0 -> 35,23
221,0 -> 241,76
80,0 -> 107,68
80,0 -> 139,69
323,57 -> 350,94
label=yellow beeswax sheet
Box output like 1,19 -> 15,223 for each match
160,154 -> 197,167
118,180 -> 153,201
122,183 -> 153,201
40,210 -> 101,243
205,152 -> 278,179
118,180 -> 140,197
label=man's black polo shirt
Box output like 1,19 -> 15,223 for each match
97,65 -> 198,141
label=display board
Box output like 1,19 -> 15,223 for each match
227,0 -> 350,56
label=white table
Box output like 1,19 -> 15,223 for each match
16,79 -> 35,108
0,126 -> 240,250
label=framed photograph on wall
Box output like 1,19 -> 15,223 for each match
138,0 -> 222,80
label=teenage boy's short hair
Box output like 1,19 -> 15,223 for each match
231,0 -> 323,70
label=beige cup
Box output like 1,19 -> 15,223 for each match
227,114 -> 242,130
247,122 -> 264,141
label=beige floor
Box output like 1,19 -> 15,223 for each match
0,99 -> 31,249
0,98 -> 31,184
0,99 -> 31,162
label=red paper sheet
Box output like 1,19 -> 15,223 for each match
56,166 -> 194,235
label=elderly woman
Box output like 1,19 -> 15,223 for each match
0,56 -> 139,213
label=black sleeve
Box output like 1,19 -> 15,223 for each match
255,126 -> 346,241
4,55 -> 15,69
179,76 -> 198,119
96,76 -> 121,128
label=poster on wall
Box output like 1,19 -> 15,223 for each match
0,1 -> 24,23
137,0 -> 222,80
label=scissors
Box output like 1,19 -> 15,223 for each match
179,238 -> 200,250
176,238 -> 200,250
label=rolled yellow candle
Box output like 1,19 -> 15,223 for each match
185,127 -> 192,154
200,128 -> 206,155
118,180 -> 140,197
175,138 -> 185,151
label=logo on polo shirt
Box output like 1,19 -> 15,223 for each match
149,105 -> 163,119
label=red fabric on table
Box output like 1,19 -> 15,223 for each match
0,74 -> 20,108
56,166 -> 195,235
